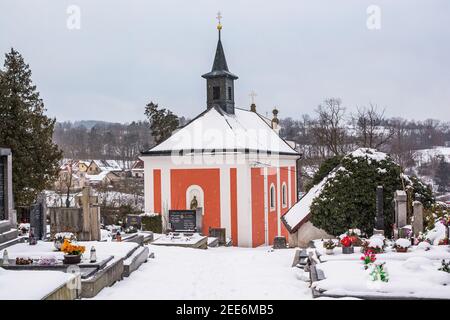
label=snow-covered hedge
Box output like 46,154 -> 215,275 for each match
310,148 -> 433,236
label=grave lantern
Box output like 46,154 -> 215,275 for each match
90,246 -> 97,263
2,249 -> 9,266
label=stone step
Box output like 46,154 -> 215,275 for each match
0,221 -> 13,234
123,246 -> 150,277
0,235 -> 24,251
0,228 -> 18,245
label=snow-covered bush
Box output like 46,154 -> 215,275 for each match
416,241 -> 431,251
309,148 -> 434,236
424,221 -> 447,245
310,148 -> 431,236
53,232 -> 76,242
363,235 -> 385,253
395,238 -> 411,249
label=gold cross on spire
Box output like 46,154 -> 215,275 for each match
249,90 -> 257,104
216,11 -> 222,30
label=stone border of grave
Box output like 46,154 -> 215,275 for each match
306,251 -> 449,300
42,274 -> 81,300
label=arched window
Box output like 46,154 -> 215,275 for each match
282,182 -> 287,208
269,184 -> 276,211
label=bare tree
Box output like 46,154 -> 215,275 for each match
352,104 -> 394,149
311,98 -> 348,157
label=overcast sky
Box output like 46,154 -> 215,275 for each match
1,0 -> 449,123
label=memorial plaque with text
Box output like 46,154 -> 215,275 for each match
169,210 -> 196,231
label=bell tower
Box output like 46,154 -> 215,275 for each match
202,12 -> 238,114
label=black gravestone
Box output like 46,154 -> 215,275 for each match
29,193 -> 47,240
169,210 -> 196,231
375,186 -> 384,230
126,214 -> 142,229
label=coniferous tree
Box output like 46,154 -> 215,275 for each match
435,156 -> 450,192
144,101 -> 179,144
0,48 -> 62,206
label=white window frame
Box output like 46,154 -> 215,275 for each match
269,183 -> 276,211
282,182 -> 287,208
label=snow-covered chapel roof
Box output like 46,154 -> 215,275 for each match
142,106 -> 300,156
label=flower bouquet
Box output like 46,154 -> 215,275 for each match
394,238 -> 411,253
369,262 -> 389,282
323,239 -> 336,255
360,250 -> 376,270
53,232 -> 76,251
61,239 -> 85,264
340,236 -> 354,254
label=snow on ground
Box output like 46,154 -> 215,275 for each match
414,147 -> 450,166
0,268 -> 75,300
314,259 -> 450,299
312,239 -> 450,299
93,245 -> 312,300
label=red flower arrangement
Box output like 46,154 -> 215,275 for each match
361,250 -> 377,269
340,235 -> 353,248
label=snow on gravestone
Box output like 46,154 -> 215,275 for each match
412,201 -> 424,237
394,190 -> 407,229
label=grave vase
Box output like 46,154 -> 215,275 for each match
63,254 -> 82,264
342,246 -> 354,254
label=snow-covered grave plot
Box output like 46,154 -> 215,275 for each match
311,239 -> 450,299
3,240 -> 138,264
0,268 -> 76,300
152,232 -> 208,249
92,245 -> 313,300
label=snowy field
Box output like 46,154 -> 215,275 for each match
94,245 -> 312,300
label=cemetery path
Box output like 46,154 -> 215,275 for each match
93,245 -> 312,299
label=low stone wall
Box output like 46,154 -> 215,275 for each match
289,221 -> 333,248
43,274 -> 81,300
81,258 -> 124,298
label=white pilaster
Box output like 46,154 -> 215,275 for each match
220,167 -> 231,237
161,167 -> 171,211
276,166 -> 281,236
144,162 -> 154,214
237,165 -> 252,247
263,167 -> 269,245
288,166 -> 292,208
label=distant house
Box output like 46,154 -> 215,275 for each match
78,160 -> 90,172
131,159 -> 144,178
86,171 -> 121,186
87,160 -> 123,175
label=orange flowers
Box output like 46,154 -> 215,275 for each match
61,239 -> 85,255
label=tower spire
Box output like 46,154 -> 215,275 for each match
202,11 -> 238,114
216,11 -> 222,40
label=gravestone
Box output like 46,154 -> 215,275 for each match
49,186 -> 100,241
273,236 -> 287,249
0,148 -> 19,249
0,148 -> 16,225
394,190 -> 407,229
374,186 -> 385,235
412,201 -> 424,237
209,227 -> 226,245
169,210 -> 196,232
126,215 -> 142,229
30,193 -> 47,240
